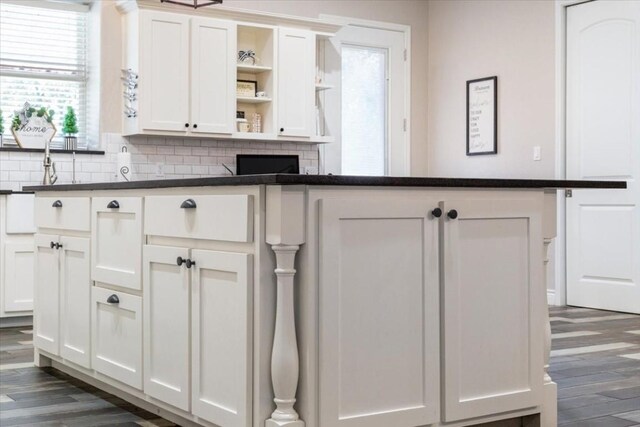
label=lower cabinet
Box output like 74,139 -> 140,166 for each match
142,244 -> 253,426
92,286 -> 143,389
3,241 -> 34,313
34,234 -> 91,368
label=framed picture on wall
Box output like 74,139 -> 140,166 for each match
236,80 -> 257,98
466,76 -> 497,155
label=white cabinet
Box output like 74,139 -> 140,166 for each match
92,197 -> 143,290
34,234 -> 91,367
139,10 -> 190,132
59,236 -> 91,368
277,28 -> 315,138
34,234 -> 60,355
35,197 -> 90,232
192,249 -> 252,427
143,244 -> 190,411
92,286 -> 143,390
318,197 -> 440,427
3,242 -> 34,313
441,199 -> 543,421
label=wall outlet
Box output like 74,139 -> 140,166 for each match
304,166 -> 319,175
533,146 -> 541,161
155,162 -> 165,177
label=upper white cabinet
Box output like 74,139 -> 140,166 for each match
277,28 -> 315,138
117,0 -> 339,143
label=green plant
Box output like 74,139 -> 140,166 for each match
63,106 -> 78,135
11,115 -> 21,131
0,109 -> 4,134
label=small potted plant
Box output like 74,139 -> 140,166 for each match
63,106 -> 78,149
0,109 -> 4,147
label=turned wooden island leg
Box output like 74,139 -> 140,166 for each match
266,245 -> 304,427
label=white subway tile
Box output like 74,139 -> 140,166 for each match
175,146 -> 192,155
175,165 -> 192,174
183,156 -> 200,165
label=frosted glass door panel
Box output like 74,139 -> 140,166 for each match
341,45 -> 387,176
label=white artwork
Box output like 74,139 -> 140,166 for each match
467,77 -> 497,155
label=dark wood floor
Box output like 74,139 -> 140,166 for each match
1,307 -> 639,426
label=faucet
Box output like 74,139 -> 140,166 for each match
42,138 -> 58,185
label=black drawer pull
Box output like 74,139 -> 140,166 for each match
431,208 -> 442,218
180,199 -> 197,209
50,241 -> 55,249
177,256 -> 185,266
185,259 -> 196,269
107,200 -> 120,209
107,294 -> 120,304
447,209 -> 458,220
52,200 -> 62,208
55,243 -> 63,249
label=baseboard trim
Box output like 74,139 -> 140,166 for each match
0,315 -> 33,328
547,290 -> 557,306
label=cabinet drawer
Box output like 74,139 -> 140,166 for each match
92,286 -> 142,390
35,197 -> 90,231
92,197 -> 143,290
144,195 -> 253,242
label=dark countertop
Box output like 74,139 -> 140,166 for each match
0,190 -> 35,195
23,174 -> 627,192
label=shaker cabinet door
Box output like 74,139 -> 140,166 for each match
3,242 -> 34,313
140,10 -> 190,132
143,245 -> 191,411
34,234 -> 60,356
191,17 -> 236,135
441,199 -> 544,421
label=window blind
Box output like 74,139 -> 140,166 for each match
0,1 -> 88,148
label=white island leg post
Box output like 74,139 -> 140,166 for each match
266,186 -> 307,427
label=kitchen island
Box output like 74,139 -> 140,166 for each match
25,175 -> 625,427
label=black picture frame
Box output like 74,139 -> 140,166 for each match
236,79 -> 257,98
466,76 -> 498,156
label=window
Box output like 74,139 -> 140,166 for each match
0,1 -> 89,148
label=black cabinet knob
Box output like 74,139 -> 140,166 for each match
185,123 -> 190,128
107,200 -> 120,209
52,200 -> 62,208
180,198 -> 197,209
106,294 -> 120,304
50,241 -> 55,249
55,243 -> 63,249
280,128 -> 284,132
185,259 -> 196,269
431,208 -> 442,218
177,256 -> 185,266
447,209 -> 458,219
193,124 -> 198,129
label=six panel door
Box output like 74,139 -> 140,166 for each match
441,199 -> 543,421
318,197 -> 440,427
191,249 -> 253,427
3,242 -> 34,313
143,245 -> 191,411
34,233 -> 60,356
59,236 -> 91,369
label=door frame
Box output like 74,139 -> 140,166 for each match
553,0 -> 594,307
318,14 -> 412,176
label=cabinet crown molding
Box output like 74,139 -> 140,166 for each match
115,0 -> 341,35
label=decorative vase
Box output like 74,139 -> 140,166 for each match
64,135 -> 77,150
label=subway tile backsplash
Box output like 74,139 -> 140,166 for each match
0,133 -> 319,191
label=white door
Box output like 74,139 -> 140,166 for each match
191,249 -> 252,427
318,197 -> 440,427
143,245 -> 190,411
59,236 -> 91,369
140,10 -> 190,132
321,17 -> 409,176
277,28 -> 315,138
92,286 -> 143,390
191,17 -> 236,135
441,199 -> 543,421
34,234 -> 59,355
91,197 -> 143,290
3,242 -> 34,312
566,0 -> 640,313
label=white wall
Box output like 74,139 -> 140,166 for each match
427,0 -> 556,179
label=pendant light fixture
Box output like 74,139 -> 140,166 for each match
160,0 -> 223,9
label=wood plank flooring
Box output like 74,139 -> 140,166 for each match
0,306 -> 638,426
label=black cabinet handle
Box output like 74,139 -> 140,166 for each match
180,199 -> 197,209
185,259 -> 196,269
50,241 -> 55,249
447,209 -> 458,220
55,243 -> 63,249
177,256 -> 185,266
107,200 -> 120,209
106,294 -> 120,304
280,128 -> 284,132
185,123 -> 190,128
193,124 -> 198,129
52,200 -> 62,208
431,208 -> 442,218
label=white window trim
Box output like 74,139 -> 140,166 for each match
0,0 -> 90,13
318,14 -> 411,176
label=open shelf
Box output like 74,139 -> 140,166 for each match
237,64 -> 272,74
237,96 -> 272,104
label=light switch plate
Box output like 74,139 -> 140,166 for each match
155,162 -> 165,177
533,146 -> 541,161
